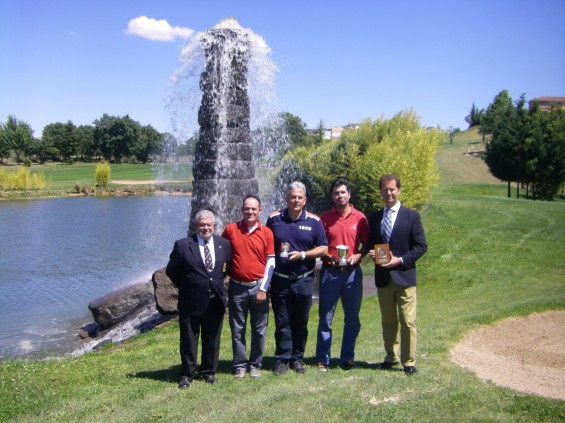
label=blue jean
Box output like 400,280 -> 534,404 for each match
316,264 -> 363,365
228,280 -> 269,370
270,274 -> 313,363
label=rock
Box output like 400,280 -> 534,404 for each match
88,281 -> 154,329
152,268 -> 179,315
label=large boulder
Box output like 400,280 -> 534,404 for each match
152,268 -> 179,315
88,281 -> 154,329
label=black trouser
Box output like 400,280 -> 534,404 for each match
178,298 -> 224,377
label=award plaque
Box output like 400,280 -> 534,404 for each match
374,244 -> 390,265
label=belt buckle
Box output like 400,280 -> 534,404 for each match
288,274 -> 298,281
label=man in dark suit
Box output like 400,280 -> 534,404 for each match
166,210 -> 231,389
368,174 -> 427,375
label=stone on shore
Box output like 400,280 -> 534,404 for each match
151,268 -> 179,315
88,280 -> 155,329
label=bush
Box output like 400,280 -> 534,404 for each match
0,166 -> 46,190
95,162 -> 111,188
278,110 -> 444,214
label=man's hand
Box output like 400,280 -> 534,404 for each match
255,290 -> 267,304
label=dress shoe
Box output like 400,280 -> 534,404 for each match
340,360 -> 356,370
292,360 -> 306,374
317,362 -> 329,372
375,361 -> 399,370
403,366 -> 418,375
273,361 -> 289,376
201,374 -> 217,384
178,376 -> 191,389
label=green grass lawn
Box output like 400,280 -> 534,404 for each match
32,162 -> 193,190
1,131 -> 564,422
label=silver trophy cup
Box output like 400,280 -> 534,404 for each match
280,242 -> 290,261
336,245 -> 349,266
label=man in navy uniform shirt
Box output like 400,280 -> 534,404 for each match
267,181 -> 328,375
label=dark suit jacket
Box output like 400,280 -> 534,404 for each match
166,234 -> 231,316
368,205 -> 427,288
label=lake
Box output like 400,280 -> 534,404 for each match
0,195 -> 190,359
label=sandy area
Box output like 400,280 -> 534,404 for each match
450,310 -> 565,401
111,180 -> 186,185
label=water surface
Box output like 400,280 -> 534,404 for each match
0,196 -> 189,359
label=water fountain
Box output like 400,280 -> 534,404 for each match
170,17 -> 283,232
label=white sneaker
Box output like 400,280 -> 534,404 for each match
234,368 -> 246,378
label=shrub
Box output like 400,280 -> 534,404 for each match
0,166 -> 46,190
95,162 -> 111,188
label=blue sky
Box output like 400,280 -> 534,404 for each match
1,0 -> 564,138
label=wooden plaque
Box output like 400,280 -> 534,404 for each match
374,244 -> 390,265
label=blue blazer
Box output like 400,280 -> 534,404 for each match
368,205 -> 427,288
166,234 -> 231,316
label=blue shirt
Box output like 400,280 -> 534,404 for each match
266,208 -> 328,275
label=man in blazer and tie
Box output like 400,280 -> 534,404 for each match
368,174 -> 427,375
166,209 -> 232,389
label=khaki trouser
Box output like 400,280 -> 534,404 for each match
377,281 -> 417,367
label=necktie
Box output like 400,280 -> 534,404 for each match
204,241 -> 213,272
382,208 -> 393,243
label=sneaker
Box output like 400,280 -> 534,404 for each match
341,360 -> 356,370
273,361 -> 289,376
292,360 -> 305,374
317,362 -> 328,372
249,366 -> 261,378
234,367 -> 246,379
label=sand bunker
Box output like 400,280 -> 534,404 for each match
451,310 -> 565,401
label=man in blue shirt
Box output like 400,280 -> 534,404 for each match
267,181 -> 328,375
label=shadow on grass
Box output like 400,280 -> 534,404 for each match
128,356 -> 386,385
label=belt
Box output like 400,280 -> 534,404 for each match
323,262 -> 358,271
230,278 -> 260,287
273,269 -> 314,281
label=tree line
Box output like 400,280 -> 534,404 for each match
0,114 -> 184,165
465,91 -> 565,200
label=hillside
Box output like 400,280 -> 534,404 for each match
436,127 -> 500,187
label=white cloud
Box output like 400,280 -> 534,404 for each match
125,16 -> 193,41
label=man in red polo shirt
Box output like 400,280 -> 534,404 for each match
222,195 -> 275,379
316,177 -> 369,372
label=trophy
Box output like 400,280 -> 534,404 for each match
280,242 -> 290,261
336,245 -> 349,266
374,244 -> 390,265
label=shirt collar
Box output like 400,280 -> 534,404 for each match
283,208 -> 306,222
385,201 -> 401,213
197,235 -> 214,246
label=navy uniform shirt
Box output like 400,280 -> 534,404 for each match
266,208 -> 328,276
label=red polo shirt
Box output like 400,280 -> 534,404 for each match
320,204 -> 369,264
222,220 -> 275,282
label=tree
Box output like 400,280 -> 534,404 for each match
132,124 -> 163,163
93,114 -> 139,163
523,102 -> 565,200
482,91 -> 565,200
0,115 -> 34,163
42,121 -> 78,162
281,112 -> 308,147
465,103 -> 485,128
482,90 -> 523,198
448,126 -> 460,144
75,125 -> 96,162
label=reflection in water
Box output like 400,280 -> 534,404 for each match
0,196 -> 189,359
